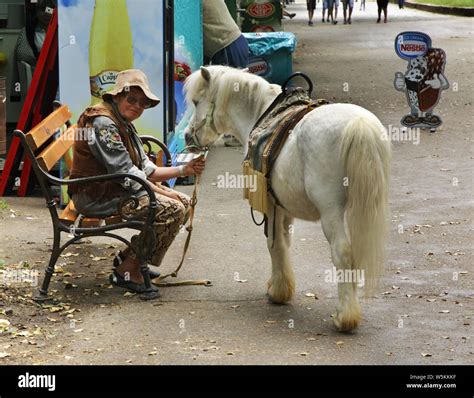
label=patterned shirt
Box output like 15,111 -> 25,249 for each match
73,116 -> 158,217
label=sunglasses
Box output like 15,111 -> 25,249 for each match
125,94 -> 152,109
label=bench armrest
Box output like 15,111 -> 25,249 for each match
45,172 -> 157,219
139,135 -> 172,167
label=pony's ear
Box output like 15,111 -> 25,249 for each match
241,68 -> 249,73
200,66 -> 211,82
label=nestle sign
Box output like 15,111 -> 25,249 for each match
395,32 -> 432,60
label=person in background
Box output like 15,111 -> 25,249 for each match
203,0 -> 248,69
307,0 -> 316,26
322,0 -> 329,22
202,0 -> 248,147
342,0 -> 353,24
32,0 -> 57,54
377,0 -> 389,23
14,0 -> 57,102
328,0 -> 339,24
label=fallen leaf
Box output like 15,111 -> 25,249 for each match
235,279 -> 248,283
13,331 -> 31,337
439,310 -> 450,314
305,293 -> 316,297
0,352 -> 10,358
299,352 -> 309,356
202,346 -> 219,351
231,305 -> 240,309
421,353 -> 432,357
265,320 -> 276,324
226,352 -> 234,356
123,292 -> 136,297
0,319 -> 11,332
148,351 -> 158,356
426,299 -> 436,302
91,257 -> 108,262
61,253 -> 79,258
336,341 -> 344,346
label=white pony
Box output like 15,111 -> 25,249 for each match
184,66 -> 391,332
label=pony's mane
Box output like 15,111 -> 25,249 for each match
185,66 -> 281,119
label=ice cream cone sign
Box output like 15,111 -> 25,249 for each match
394,32 -> 449,131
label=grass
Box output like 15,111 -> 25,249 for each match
410,0 -> 474,7
0,199 -> 9,211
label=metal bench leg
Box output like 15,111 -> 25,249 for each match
34,229 -> 61,302
139,261 -> 161,301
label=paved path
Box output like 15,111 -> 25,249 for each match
0,2 -> 472,365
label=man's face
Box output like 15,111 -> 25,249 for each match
115,87 -> 150,122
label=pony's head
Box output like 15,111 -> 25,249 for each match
184,65 -> 281,152
184,66 -> 228,151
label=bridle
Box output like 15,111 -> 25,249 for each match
189,100 -> 216,150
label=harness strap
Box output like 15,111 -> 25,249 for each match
152,174 -> 212,287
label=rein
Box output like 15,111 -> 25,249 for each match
152,148 -> 212,287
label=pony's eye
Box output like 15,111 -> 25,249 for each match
192,100 -> 198,106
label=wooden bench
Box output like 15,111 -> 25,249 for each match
15,101 -> 172,301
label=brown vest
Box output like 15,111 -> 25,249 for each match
69,101 -> 141,202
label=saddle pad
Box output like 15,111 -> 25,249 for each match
243,88 -> 329,215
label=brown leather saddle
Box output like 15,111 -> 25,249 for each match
243,73 -> 330,216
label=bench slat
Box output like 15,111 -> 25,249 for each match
59,200 -> 78,225
80,218 -> 102,228
25,105 -> 72,150
36,124 -> 76,171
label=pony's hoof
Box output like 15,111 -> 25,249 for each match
333,304 -> 361,332
267,279 -> 295,304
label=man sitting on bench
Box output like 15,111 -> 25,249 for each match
69,69 -> 206,293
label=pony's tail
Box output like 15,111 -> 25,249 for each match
339,116 -> 391,296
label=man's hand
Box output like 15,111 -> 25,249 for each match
150,182 -> 188,204
184,155 -> 206,176
162,190 -> 188,204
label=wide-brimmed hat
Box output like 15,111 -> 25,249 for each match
102,69 -> 160,108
